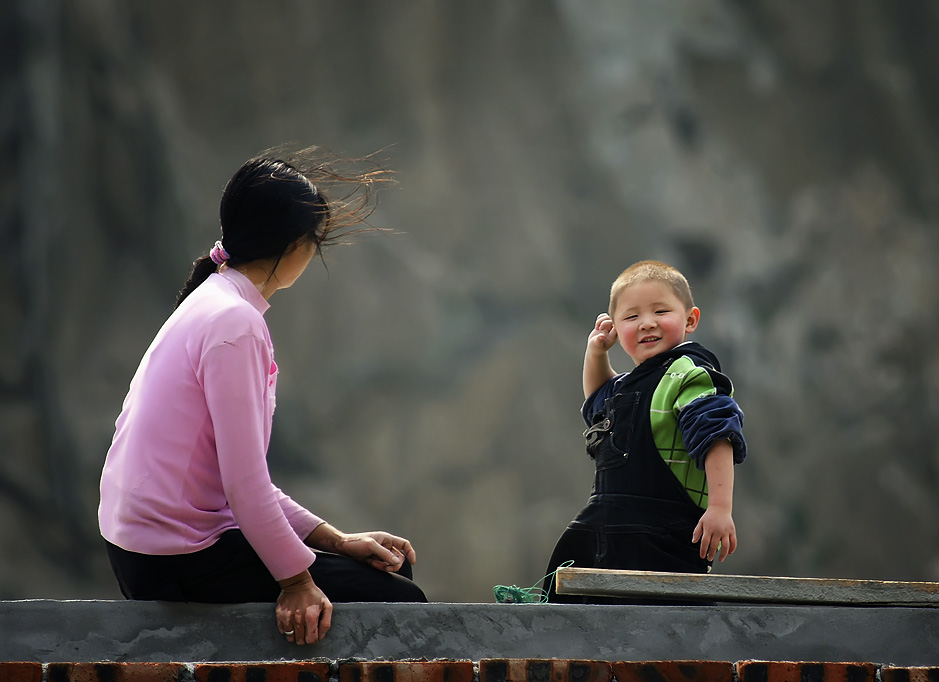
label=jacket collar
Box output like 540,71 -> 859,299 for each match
217,266 -> 270,315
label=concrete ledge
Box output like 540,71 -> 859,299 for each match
2,600 -> 939,665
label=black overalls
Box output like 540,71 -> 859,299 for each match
543,346 -> 711,603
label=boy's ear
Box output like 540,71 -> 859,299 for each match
685,307 -> 701,333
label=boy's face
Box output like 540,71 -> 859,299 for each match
612,280 -> 700,365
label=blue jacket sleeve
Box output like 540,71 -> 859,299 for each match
677,394 -> 747,469
581,373 -> 626,425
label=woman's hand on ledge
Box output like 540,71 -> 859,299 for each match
276,570 -> 332,645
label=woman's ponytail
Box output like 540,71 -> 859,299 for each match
173,146 -> 393,309
175,255 -> 218,308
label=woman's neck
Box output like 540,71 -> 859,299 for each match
222,263 -> 278,300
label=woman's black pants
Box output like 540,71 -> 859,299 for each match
105,529 -> 427,603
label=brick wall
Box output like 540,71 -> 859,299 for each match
3,660 -> 939,682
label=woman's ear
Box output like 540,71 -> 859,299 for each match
685,307 -> 701,334
286,238 -> 317,256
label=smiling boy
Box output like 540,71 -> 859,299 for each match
544,260 -> 747,603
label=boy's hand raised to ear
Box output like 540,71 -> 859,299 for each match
583,313 -> 619,398
587,313 -> 618,353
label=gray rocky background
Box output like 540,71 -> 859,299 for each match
2,0 -> 938,602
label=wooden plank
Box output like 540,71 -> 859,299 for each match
555,567 -> 939,605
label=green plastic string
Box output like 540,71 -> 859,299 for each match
493,560 -> 575,604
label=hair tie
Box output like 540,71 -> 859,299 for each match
209,240 -> 230,265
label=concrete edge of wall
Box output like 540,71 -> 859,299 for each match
1,600 -> 938,665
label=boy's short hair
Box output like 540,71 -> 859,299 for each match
609,260 -> 695,315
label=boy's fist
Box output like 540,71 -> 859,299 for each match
587,313 -> 617,352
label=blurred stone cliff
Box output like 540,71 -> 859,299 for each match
3,1 -> 939,601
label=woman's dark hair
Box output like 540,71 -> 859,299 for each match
176,145 -> 392,306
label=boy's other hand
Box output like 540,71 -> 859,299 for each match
692,505 -> 737,563
587,313 -> 617,353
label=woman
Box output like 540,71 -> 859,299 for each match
98,146 -> 426,646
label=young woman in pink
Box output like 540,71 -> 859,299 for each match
99,147 -> 425,646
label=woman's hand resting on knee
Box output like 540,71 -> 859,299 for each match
305,523 -> 417,572
335,531 -> 417,572
276,570 -> 331,645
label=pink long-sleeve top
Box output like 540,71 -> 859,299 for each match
98,267 -> 322,581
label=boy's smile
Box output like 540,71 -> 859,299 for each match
612,280 -> 700,365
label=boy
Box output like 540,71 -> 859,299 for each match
544,260 -> 746,603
